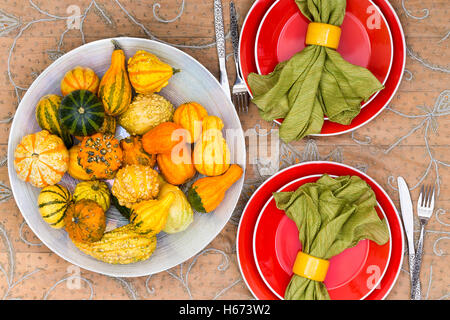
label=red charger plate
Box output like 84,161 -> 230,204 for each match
253,175 -> 391,300
239,0 -> 406,136
236,162 -> 404,300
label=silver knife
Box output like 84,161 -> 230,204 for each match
397,176 -> 420,299
213,0 -> 231,99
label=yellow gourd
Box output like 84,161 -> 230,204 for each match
72,224 -> 157,264
127,50 -> 176,94
159,182 -> 194,234
130,192 -> 176,234
193,116 -> 231,176
173,102 -> 209,143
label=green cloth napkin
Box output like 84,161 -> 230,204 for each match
273,174 -> 390,300
247,0 -> 384,142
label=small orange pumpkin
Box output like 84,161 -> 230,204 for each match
142,122 -> 185,155
67,145 -> 93,181
60,66 -> 100,96
173,102 -> 209,143
14,130 -> 69,188
157,144 -> 196,185
193,116 -> 230,177
64,199 -> 106,243
78,133 -> 123,179
120,135 -> 156,167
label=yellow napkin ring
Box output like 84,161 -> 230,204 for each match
292,251 -> 330,282
305,22 -> 341,49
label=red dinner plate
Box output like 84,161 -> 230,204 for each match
236,162 -> 404,300
255,0 -> 393,87
253,175 -> 391,300
239,0 -> 406,136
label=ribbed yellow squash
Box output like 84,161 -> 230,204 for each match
128,50 -> 175,94
72,224 -> 157,264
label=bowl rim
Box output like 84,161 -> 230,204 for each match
7,37 -> 246,277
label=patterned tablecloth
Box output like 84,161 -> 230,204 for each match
0,0 -> 448,300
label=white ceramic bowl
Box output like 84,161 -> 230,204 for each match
7,37 -> 246,277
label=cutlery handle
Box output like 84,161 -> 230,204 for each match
411,223 -> 426,300
230,1 -> 240,71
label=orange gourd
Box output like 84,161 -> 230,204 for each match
14,130 -> 69,188
173,102 -> 209,143
120,135 -> 156,167
67,145 -> 93,181
141,122 -> 185,155
98,40 -> 132,116
64,199 -> 106,243
193,116 -> 230,176
60,66 -> 100,96
187,164 -> 243,213
157,144 -> 196,185
77,133 -> 123,179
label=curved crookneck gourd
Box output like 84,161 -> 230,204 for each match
188,164 -> 243,213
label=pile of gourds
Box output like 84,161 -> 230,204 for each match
13,39 -> 243,265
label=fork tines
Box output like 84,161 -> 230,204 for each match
418,184 -> 435,209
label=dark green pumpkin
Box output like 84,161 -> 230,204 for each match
59,89 -> 105,137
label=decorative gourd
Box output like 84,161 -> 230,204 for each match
67,145 -> 93,181
38,184 -> 72,229
59,89 -> 105,137
118,93 -> 174,135
98,40 -> 132,116
60,66 -> 100,96
98,115 -> 117,135
14,130 -> 69,188
188,164 -> 243,213
193,116 -> 231,176
120,135 -> 156,167
112,165 -> 160,208
77,133 -> 123,179
173,102 -> 208,143
127,50 -> 176,94
130,192 -> 176,234
64,199 -> 106,243
72,224 -> 157,264
35,94 -> 73,148
141,122 -> 185,155
73,181 -> 111,212
159,182 -> 194,234
156,144 -> 196,185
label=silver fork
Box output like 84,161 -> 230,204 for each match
230,1 -> 249,113
411,184 -> 435,300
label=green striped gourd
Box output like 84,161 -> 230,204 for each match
35,94 -> 73,148
59,89 -> 105,137
98,40 -> 132,116
37,184 -> 72,229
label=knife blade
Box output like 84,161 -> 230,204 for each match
397,176 -> 420,298
213,0 -> 231,99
